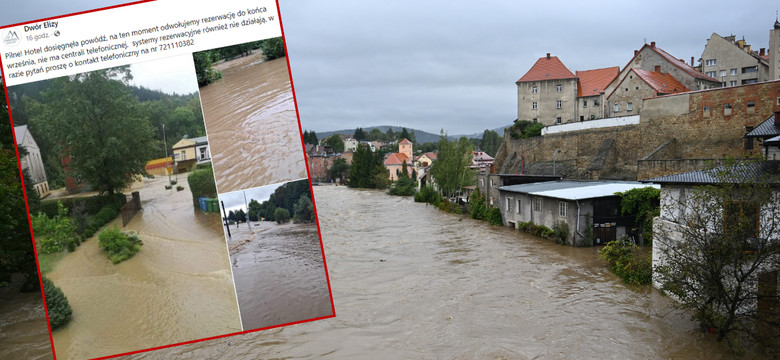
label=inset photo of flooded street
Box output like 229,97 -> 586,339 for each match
6,56 -> 242,359
195,38 -> 308,194
218,179 -> 333,331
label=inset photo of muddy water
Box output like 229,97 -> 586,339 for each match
6,56 -> 242,359
195,37 -> 308,194
218,179 -> 333,331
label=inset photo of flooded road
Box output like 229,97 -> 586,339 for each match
195,38 -> 308,194
218,179 -> 333,331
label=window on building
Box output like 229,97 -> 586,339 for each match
490,179 -> 494,187
742,79 -> 758,85
556,84 -> 562,92
593,100 -> 599,106
534,197 -> 542,212
745,126 -> 754,150
556,100 -> 562,109
583,101 -> 587,107
730,68 -> 738,75
705,59 -> 716,66
533,118 -> 538,123
532,102 -> 538,110
480,179 -> 484,186
199,147 -> 207,160
721,82 -> 727,87
724,103 -> 732,116
724,201 -> 760,240
556,117 -> 562,124
703,105 -> 710,117
559,201 -> 568,217
742,66 -> 758,74
706,71 -> 717,77
730,80 -> 738,87
506,197 -> 511,212
580,116 -> 584,121
719,70 -> 727,77
516,199 -> 521,214
532,86 -> 538,94
614,103 -> 620,112
180,151 -> 186,160
746,101 -> 755,114
627,102 -> 633,111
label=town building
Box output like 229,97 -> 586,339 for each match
498,180 -> 659,246
171,135 -> 210,172
516,54 -> 580,126
606,68 -> 688,116
700,33 -> 770,87
576,67 -> 619,121
384,138 -> 414,182
13,125 -> 49,197
471,150 -> 494,172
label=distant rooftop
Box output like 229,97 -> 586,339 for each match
746,114 -> 780,138
517,54 -> 576,83
643,161 -> 780,185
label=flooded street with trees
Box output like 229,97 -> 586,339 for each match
47,174 -> 240,359
123,185 -> 732,359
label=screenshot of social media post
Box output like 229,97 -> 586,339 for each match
0,0 -> 333,358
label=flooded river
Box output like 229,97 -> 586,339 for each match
228,221 -> 332,330
200,52 -> 307,194
122,185 -> 732,359
0,279 -> 52,360
47,174 -> 240,359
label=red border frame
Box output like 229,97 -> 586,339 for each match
0,0 -> 337,358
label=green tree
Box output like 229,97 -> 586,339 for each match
481,129 -> 502,157
328,157 -> 350,183
655,160 -> 780,354
348,144 -> 379,188
302,130 -> 319,145
193,50 -> 222,87
469,189 -> 487,220
247,199 -> 261,221
325,134 -> 345,153
388,160 -> 416,196
293,195 -> 315,223
257,36 -> 285,60
274,208 -> 291,224
353,127 -> 366,141
42,277 -> 72,329
430,132 -> 475,199
509,120 -> 544,139
615,187 -> 660,243
28,66 -> 156,197
187,165 -> 217,206
368,128 -> 385,141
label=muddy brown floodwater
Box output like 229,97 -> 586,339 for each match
200,52 -> 307,194
122,185 -> 735,359
227,221 -> 332,330
0,277 -> 53,360
47,174 -> 241,359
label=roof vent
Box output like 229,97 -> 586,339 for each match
546,53 -> 551,59
650,41 -> 656,48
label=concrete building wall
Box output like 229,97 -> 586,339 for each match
607,72 -> 657,116
771,25 -> 780,80
701,33 -> 769,86
517,78 -> 578,126
498,190 -> 587,245
576,95 -> 605,121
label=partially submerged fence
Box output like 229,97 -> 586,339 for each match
121,191 -> 142,227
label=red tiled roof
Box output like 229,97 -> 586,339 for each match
576,66 -> 619,97
399,138 -> 412,144
384,152 -> 410,166
517,55 -> 576,83
645,44 -> 719,83
632,69 -> 689,95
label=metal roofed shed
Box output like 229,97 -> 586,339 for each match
498,180 -> 660,246
499,180 -> 659,200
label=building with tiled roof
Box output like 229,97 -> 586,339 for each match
384,139 -> 414,181
576,67 -> 619,121
700,33 -> 770,88
606,68 -> 689,115
516,53 -> 579,126
602,41 -> 721,119
14,125 -> 49,197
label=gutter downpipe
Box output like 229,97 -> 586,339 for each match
576,200 -> 585,242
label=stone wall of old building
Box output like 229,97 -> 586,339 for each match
495,80 -> 780,181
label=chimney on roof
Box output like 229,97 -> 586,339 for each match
745,44 -> 751,53
546,53 -> 551,59
634,50 -> 639,56
650,41 -> 655,48
760,48 -> 766,56
655,65 -> 661,73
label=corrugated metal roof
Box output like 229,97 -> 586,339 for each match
746,114 -> 780,138
499,181 -> 659,201
643,161 -> 780,184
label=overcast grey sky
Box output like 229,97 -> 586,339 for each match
3,0 -> 778,135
